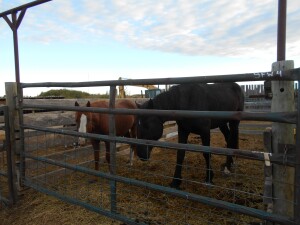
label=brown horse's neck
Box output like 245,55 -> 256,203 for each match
87,112 -> 97,133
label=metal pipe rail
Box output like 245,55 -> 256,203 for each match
22,104 -> 297,124
20,68 -> 300,88
23,124 -> 297,167
0,0 -> 52,18
0,170 -> 8,177
24,153 -> 296,225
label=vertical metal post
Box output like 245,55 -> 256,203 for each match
2,10 -> 26,84
17,87 -> 25,187
11,13 -> 21,84
277,0 -> 286,61
3,10 -> 27,187
295,81 -> 300,224
109,85 -> 117,213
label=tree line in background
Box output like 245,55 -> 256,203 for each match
1,88 -> 141,99
38,89 -> 109,99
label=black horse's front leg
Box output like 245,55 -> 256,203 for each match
170,128 -> 188,189
170,149 -> 186,189
201,132 -> 214,184
203,152 -> 214,184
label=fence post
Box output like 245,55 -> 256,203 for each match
109,85 -> 117,213
263,127 -> 273,215
5,82 -> 20,193
271,60 -> 294,219
294,79 -> 300,225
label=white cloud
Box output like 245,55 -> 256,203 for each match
1,0 -> 300,59
1,0 -> 300,97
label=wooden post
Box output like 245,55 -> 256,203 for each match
5,82 -> 20,192
271,60 -> 294,218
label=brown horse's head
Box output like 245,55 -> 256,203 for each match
75,101 -> 92,146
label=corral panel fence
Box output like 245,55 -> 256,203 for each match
240,82 -> 299,112
6,67 -> 300,224
0,105 -> 17,207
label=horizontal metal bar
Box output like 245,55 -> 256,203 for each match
22,124 -> 296,166
0,170 -> 8,177
0,106 -> 8,110
0,0 -> 52,18
22,103 -> 297,124
24,181 -> 143,225
24,153 -> 295,225
20,68 -> 300,88
0,195 -> 11,206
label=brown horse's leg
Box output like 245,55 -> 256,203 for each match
105,141 -> 110,164
129,125 -> 137,166
91,140 -> 100,171
89,140 -> 100,183
105,141 -> 116,174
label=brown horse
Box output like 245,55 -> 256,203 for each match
75,99 -> 137,171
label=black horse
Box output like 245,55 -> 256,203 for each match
136,83 -> 244,189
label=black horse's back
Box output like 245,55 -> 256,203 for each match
164,83 -> 244,112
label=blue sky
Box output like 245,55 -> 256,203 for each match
0,0 -> 300,96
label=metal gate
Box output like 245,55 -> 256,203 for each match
8,68 -> 298,225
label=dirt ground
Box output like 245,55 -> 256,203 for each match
0,130 -> 265,225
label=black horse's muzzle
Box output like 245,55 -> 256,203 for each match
136,145 -> 152,161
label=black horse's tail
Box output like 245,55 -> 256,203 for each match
228,83 -> 244,150
234,83 -> 245,112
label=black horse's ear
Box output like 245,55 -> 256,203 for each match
86,101 -> 91,107
148,99 -> 154,109
75,101 -> 79,107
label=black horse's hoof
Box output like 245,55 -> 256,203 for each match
221,163 -> 233,175
88,179 -> 97,184
204,180 -> 214,186
170,179 -> 182,190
